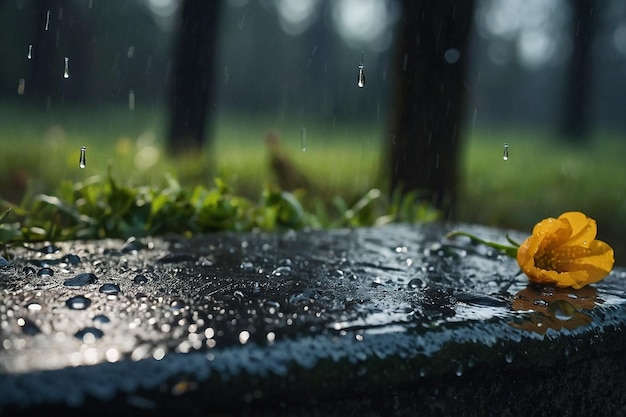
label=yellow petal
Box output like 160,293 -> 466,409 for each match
557,212 -> 597,248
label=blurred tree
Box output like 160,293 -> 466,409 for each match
167,0 -> 222,154
387,0 -> 474,218
560,0 -> 597,141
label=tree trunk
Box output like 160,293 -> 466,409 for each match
560,0 -> 596,141
167,1 -> 222,154
387,0 -> 474,219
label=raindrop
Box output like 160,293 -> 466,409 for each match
93,314 -> 110,325
45,10 -> 50,30
301,127 -> 307,151
17,79 -> 25,96
357,51 -> 365,88
37,267 -> 54,277
23,266 -> 36,275
64,272 -> 98,287
18,318 -> 41,335
63,57 -> 70,79
129,89 -> 135,110
170,299 -> 186,312
455,363 -> 464,376
532,299 -> 548,306
66,295 -> 91,310
26,301 -> 42,311
99,283 -> 121,295
62,254 -> 81,265
444,48 -> 461,64
503,143 -> 509,161
239,330 -> 250,344
75,327 -> 104,341
408,278 -> 424,289
505,352 -> 514,363
27,44 -> 33,59
79,146 -> 86,168
133,274 -> 148,284
0,256 -> 8,268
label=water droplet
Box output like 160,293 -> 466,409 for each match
239,330 -> 250,344
444,48 -> 461,64
455,363 -> 463,376
63,57 -> 70,79
23,266 -> 36,275
66,295 -> 91,310
64,272 -> 97,287
26,301 -> 42,311
93,314 -> 110,325
505,352 -> 514,363
133,274 -> 148,284
532,299 -> 549,306
0,257 -> 8,268
503,143 -> 509,161
357,51 -> 365,88
18,318 -> 40,335
17,78 -> 25,95
62,254 -> 81,265
408,278 -> 424,289
75,327 -> 103,342
45,10 -> 50,30
27,44 -> 33,59
301,126 -> 307,151
271,265 -> 293,277
128,89 -> 135,110
170,299 -> 186,312
39,244 -> 60,254
79,146 -> 86,168
37,267 -> 54,277
99,283 -> 121,295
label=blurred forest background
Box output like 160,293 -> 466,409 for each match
1,0 -> 626,261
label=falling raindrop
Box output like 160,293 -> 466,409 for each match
66,295 -> 92,310
63,57 -> 70,79
129,89 -> 135,110
79,146 -> 86,168
301,127 -> 307,151
27,44 -> 33,60
357,52 -> 365,88
17,79 -> 25,96
503,143 -> 509,161
45,10 -> 50,30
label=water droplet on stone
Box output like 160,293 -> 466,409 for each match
133,274 -> 148,284
64,272 -> 97,287
93,314 -> 110,325
0,257 -> 8,268
18,318 -> 40,335
75,327 -> 103,341
66,295 -> 91,310
79,146 -> 86,168
99,283 -> 121,295
37,267 -> 54,277
62,254 -> 81,265
23,266 -> 36,275
408,278 -> 424,289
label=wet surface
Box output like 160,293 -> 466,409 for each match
1,223 -> 625,415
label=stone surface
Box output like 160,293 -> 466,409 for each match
1,223 -> 625,416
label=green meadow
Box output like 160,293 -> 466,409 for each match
1,102 -> 624,262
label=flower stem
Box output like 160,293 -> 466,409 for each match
445,230 -> 519,258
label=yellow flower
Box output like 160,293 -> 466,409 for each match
516,212 -> 614,289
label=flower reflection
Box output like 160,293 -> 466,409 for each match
509,284 -> 598,335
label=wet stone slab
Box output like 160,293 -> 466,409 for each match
1,223 -> 626,416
